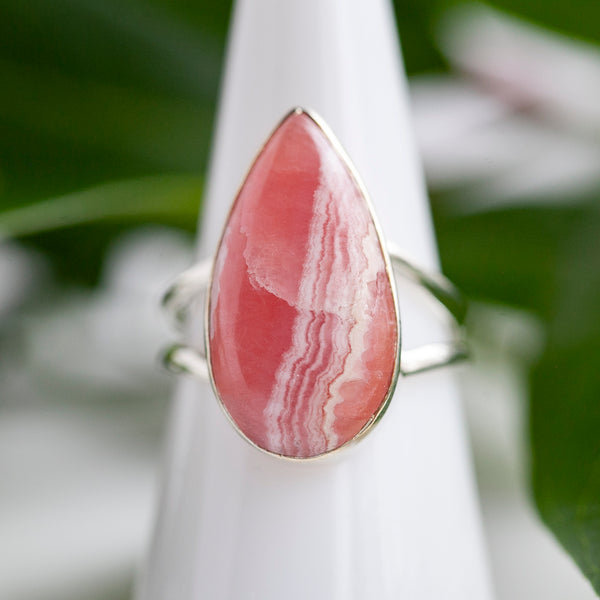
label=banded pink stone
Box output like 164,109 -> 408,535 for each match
208,109 -> 398,458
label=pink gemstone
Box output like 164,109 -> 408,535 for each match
208,110 -> 398,458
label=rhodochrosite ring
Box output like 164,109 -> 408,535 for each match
163,107 -> 468,460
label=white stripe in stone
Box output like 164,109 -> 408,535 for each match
263,124 -> 384,455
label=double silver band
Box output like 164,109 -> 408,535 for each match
162,245 -> 468,379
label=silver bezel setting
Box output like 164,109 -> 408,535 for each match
204,107 -> 401,462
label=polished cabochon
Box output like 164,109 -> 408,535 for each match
207,109 -> 400,459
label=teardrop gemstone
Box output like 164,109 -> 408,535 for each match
208,109 -> 398,458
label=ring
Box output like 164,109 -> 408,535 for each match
162,107 -> 468,461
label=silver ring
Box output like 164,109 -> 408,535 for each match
162,107 -> 468,461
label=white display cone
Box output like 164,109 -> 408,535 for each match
136,1 -> 494,598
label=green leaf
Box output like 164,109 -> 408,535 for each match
0,58 -> 212,172
434,201 -> 600,593
0,0 -> 224,99
0,174 -> 202,238
434,204 -> 586,320
530,213 -> 600,595
0,0 -> 223,204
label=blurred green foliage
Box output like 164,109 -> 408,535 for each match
2,0 -> 600,595
435,204 -> 600,594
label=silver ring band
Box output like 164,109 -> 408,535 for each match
162,245 -> 468,379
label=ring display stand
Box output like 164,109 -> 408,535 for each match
136,1 -> 493,598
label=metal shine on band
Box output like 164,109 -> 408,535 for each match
162,107 -> 468,461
